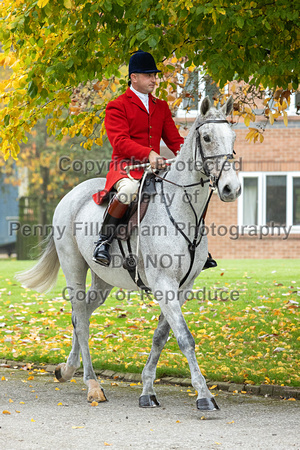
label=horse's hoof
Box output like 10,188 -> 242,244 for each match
196,397 -> 220,411
87,379 -> 108,403
55,364 -> 67,383
139,394 -> 160,408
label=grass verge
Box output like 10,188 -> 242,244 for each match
0,259 -> 299,387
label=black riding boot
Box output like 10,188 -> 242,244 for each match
93,196 -> 129,267
203,252 -> 217,270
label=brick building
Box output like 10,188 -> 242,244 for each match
173,87 -> 300,259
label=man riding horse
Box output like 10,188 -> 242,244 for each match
92,50 -> 216,270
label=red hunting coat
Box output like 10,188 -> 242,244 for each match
93,88 -> 184,205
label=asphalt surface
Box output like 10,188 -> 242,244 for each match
0,367 -> 299,450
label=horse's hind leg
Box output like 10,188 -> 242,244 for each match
83,271 -> 113,402
140,312 -> 170,407
55,253 -> 112,402
55,259 -> 88,383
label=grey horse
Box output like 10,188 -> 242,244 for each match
16,97 -> 241,411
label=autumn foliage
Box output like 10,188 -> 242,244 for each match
0,0 -> 299,159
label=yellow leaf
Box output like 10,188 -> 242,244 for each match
70,379 -> 77,383
209,385 -> 217,390
64,0 -> 72,8
283,111 -> 288,127
111,83 -> 116,93
2,410 -> 11,415
176,420 -> 181,423
57,402 -> 63,406
31,418 -> 35,422
173,98 -> 182,107
9,399 -> 13,403
212,10 -> 217,24
90,401 -> 98,406
259,133 -> 264,143
269,112 -> 274,125
104,443 -> 111,446
1,376 -> 6,381
72,426 -> 85,429
227,420 -> 235,424
37,0 -> 50,7
244,115 -> 251,127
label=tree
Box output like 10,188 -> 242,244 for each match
1,119 -> 112,221
0,0 -> 299,159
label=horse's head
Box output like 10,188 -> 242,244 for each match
195,96 -> 241,202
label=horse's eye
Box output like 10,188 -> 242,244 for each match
203,135 -> 211,142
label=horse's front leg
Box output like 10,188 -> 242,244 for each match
139,312 -> 170,407
158,284 -> 219,411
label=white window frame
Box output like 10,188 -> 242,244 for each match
238,171 -> 300,234
176,68 -> 229,119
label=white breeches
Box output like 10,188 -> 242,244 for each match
114,178 -> 140,205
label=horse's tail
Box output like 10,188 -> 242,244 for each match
15,234 -> 60,293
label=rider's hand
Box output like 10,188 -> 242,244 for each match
149,150 -> 166,170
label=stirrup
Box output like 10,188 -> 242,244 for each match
93,238 -> 112,267
203,252 -> 217,270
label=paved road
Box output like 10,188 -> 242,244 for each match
0,368 -> 299,450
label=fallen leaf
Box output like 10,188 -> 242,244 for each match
31,418 -> 35,422
176,420 -> 181,423
72,426 -> 85,429
2,410 -> 11,415
90,401 -> 98,406
227,420 -> 235,424
209,385 -> 217,390
104,443 -> 111,446
57,402 -> 63,406
200,416 -> 206,420
9,399 -> 13,403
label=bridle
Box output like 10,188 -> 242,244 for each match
194,119 -> 236,179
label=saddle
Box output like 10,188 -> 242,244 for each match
115,173 -> 158,241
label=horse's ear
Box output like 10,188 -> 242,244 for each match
221,96 -> 234,116
200,96 -> 211,116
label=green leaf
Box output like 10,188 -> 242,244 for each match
4,115 -> 10,127
148,35 -> 159,48
28,81 -> 38,98
236,16 -> 244,28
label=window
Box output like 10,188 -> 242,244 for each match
293,177 -> 300,225
177,70 -> 221,118
238,172 -> 300,232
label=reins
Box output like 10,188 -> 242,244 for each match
123,118 -> 236,292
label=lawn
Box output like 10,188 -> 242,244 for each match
0,259 -> 299,387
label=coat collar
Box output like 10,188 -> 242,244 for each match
125,88 -> 157,115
